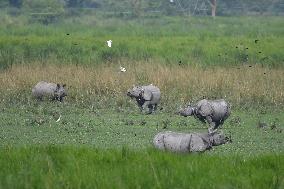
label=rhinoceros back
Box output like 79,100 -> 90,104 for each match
163,132 -> 192,153
210,99 -> 230,121
32,81 -> 56,99
143,85 -> 161,103
153,131 -> 170,150
153,131 -> 210,153
190,133 -> 211,152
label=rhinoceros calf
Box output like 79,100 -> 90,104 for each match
127,84 -> 161,114
32,81 -> 67,102
153,131 -> 230,153
178,99 -> 231,133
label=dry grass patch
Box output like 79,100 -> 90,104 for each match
0,62 -> 283,107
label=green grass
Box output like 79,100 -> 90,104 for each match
1,99 -> 282,188
1,102 -> 283,155
0,16 -> 283,68
0,15 -> 284,188
0,146 -> 283,189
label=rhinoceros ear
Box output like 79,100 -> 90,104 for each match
56,83 -> 60,89
62,84 -> 66,88
141,89 -> 152,101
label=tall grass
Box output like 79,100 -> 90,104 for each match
0,63 -> 283,109
0,16 -> 283,106
0,16 -> 283,68
0,146 -> 283,189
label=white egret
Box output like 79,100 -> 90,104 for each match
120,66 -> 126,72
107,40 -> 112,47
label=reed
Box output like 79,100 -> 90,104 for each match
1,62 -> 283,109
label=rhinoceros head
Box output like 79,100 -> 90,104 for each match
54,84 -> 67,102
177,104 -> 195,117
211,131 -> 232,146
127,85 -> 142,98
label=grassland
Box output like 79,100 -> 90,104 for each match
1,101 -> 283,188
1,100 -> 284,152
0,15 -> 284,188
1,147 -> 283,189
0,16 -> 284,69
0,71 -> 283,188
1,63 -> 283,109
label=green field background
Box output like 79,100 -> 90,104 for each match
0,16 -> 283,69
0,14 -> 284,189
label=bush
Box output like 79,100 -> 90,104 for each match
23,0 -> 65,24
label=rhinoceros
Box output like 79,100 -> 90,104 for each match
127,84 -> 161,114
32,81 -> 67,102
178,99 -> 231,133
153,131 -> 230,153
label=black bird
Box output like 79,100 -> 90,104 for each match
255,39 -> 259,43
66,33 -> 70,35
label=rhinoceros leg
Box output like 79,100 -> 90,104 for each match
59,96 -> 64,102
142,101 -> 152,114
153,104 -> 158,111
37,96 -> 43,101
148,104 -> 154,114
209,122 -> 222,134
206,116 -> 217,133
219,119 -> 225,126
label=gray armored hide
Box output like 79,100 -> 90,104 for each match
127,84 -> 161,114
32,81 -> 67,102
153,131 -> 229,153
178,99 -> 231,133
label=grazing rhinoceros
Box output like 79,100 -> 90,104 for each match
127,84 -> 161,114
153,131 -> 230,153
178,99 -> 231,133
32,81 -> 67,102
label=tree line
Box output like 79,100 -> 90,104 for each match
1,0 -> 283,17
